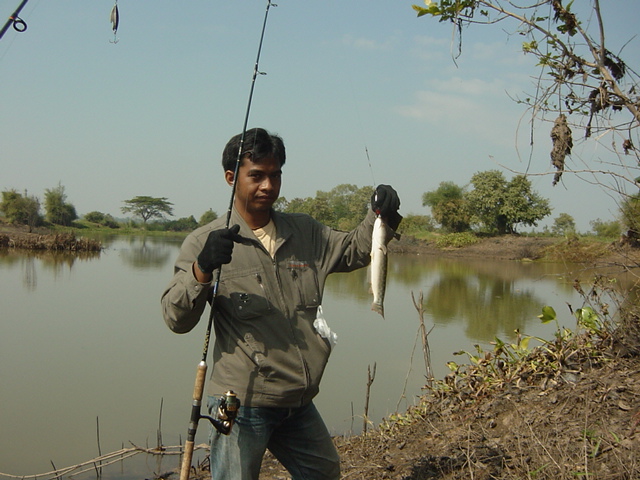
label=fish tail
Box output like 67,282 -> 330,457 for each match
371,302 -> 385,319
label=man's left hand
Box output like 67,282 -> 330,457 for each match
371,185 -> 402,230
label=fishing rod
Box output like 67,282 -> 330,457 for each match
0,0 -> 29,41
179,2 -> 275,479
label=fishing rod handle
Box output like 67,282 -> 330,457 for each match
180,441 -> 195,480
192,360 -> 207,400
179,361 -> 208,480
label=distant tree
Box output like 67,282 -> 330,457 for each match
84,211 -> 105,223
590,218 -> 622,238
280,184 -> 372,230
0,189 -> 43,230
422,181 -> 470,232
102,214 -> 120,229
121,196 -> 173,224
466,170 -> 551,234
165,215 -> 198,232
552,213 -> 576,236
44,183 -> 77,226
397,214 -> 435,236
325,184 -> 371,230
272,198 -> 288,212
199,209 -> 218,226
84,211 -> 120,229
282,196 -> 328,220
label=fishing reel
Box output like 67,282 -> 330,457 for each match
201,390 -> 240,435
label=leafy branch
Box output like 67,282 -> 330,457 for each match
412,0 -> 640,196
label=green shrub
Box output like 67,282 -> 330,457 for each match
435,232 -> 479,248
84,211 -> 105,223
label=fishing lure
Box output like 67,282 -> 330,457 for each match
109,1 -> 119,43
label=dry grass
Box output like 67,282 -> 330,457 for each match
0,232 -> 101,251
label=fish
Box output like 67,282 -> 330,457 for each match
370,215 -> 388,318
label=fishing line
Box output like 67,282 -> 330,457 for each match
331,9 -> 377,190
344,74 -> 377,188
179,2 -> 276,479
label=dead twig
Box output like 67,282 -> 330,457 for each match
0,444 -> 208,480
412,291 -> 434,386
363,362 -> 377,435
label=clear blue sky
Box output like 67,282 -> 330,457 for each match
1,0 -> 638,232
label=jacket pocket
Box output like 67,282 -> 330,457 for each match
287,260 -> 320,310
222,269 -> 273,320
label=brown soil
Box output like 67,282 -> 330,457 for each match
391,232 -> 640,264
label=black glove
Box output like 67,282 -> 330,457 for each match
371,184 -> 402,230
197,224 -> 241,274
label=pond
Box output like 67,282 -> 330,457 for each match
0,235 -> 628,479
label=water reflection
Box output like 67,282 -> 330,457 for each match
117,237 -> 174,270
325,255 -> 582,343
0,249 -> 101,289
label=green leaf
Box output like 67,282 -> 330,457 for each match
576,307 -> 600,331
412,3 -> 441,17
538,305 -> 557,323
518,336 -> 531,351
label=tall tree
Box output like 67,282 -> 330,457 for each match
0,189 -> 42,230
422,181 -> 470,232
412,1 -> 640,195
552,213 -> 577,236
121,196 -> 174,224
279,184 -> 373,230
199,209 -> 218,226
465,170 -> 551,234
44,183 -> 77,226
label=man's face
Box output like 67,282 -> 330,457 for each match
226,156 -> 282,218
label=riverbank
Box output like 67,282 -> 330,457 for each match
258,301 -> 640,480
2,220 -> 636,265
0,222 -> 102,251
391,231 -> 640,265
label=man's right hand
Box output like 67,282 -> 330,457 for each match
196,224 -> 241,276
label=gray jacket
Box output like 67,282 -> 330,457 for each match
161,207 -> 386,407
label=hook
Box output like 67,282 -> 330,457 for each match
109,1 -> 119,44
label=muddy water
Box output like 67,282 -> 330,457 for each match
0,236 -> 628,478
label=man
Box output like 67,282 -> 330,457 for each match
161,127 -> 401,480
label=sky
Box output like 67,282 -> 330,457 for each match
1,0 -> 639,232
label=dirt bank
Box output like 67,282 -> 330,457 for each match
0,222 -> 101,252
392,233 -> 640,266
256,324 -> 640,480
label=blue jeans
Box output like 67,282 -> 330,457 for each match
207,396 -> 340,480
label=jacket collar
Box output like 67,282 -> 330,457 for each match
229,207 -> 292,251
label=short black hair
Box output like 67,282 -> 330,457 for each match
221,128 -> 286,172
